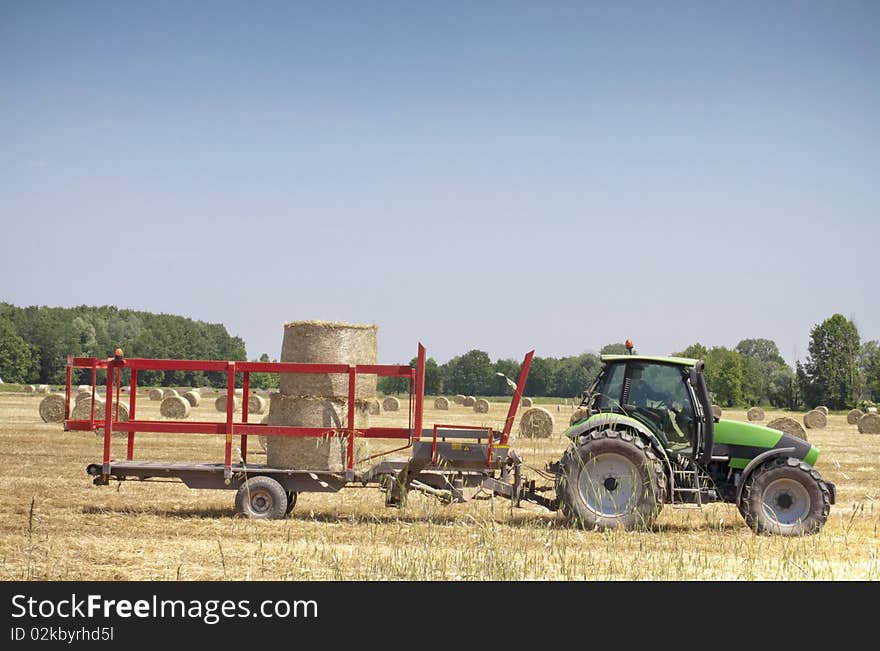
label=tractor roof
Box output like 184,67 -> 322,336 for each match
600,355 -> 700,367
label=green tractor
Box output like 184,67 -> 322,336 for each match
555,354 -> 835,535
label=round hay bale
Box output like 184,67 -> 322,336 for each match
382,396 -> 400,412
75,391 -> 98,407
182,390 -> 201,407
453,394 -> 466,405
248,394 -> 267,414
367,399 -> 381,415
570,407 -> 588,427
463,396 -> 476,407
77,384 -> 90,392
278,321 -> 378,398
23,385 -> 36,394
160,396 -> 190,419
868,407 -> 878,414
521,397 -> 533,408
71,396 -> 103,419
519,407 -> 554,438
858,413 -> 880,435
766,416 -> 808,441
816,406 -> 829,416
746,407 -> 765,422
214,395 -> 239,412
803,410 -> 827,430
39,393 -> 67,423
162,388 -> 179,399
36,384 -> 50,394
434,396 -> 450,410
473,398 -> 490,414
711,405 -> 722,419
847,409 -> 864,425
148,388 -> 164,401
95,400 -> 129,423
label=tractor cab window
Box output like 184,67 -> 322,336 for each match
623,363 -> 696,451
592,362 -> 626,411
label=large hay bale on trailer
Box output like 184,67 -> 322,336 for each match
803,410 -> 827,430
453,394 -> 466,405
148,388 -> 164,401
570,407 -> 588,427
847,409 -> 864,425
815,406 -> 829,416
265,395 -> 370,471
248,394 -> 267,414
521,397 -> 533,408
160,396 -> 190,419
382,396 -> 400,412
434,397 -> 450,410
182,390 -> 201,407
278,321 -> 378,398
463,396 -> 476,407
39,393 -> 67,423
473,398 -> 490,414
214,395 -> 238,412
858,413 -> 880,435
747,407 -> 765,422
519,407 -> 554,439
767,416 -> 808,441
23,385 -> 36,394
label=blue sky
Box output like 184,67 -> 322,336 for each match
1,1 -> 877,365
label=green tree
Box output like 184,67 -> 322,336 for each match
767,365 -> 797,409
600,342 -> 635,355
859,341 -> 880,402
493,358 -> 522,395
673,343 -> 709,360
704,347 -> 743,407
801,314 -> 862,409
0,318 -> 33,383
524,356 -> 557,396
443,350 -> 494,395
735,338 -> 785,364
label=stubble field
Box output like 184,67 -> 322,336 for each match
1,391 -> 878,580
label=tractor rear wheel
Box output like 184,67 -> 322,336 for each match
235,476 -> 288,520
741,457 -> 830,535
558,429 -> 666,531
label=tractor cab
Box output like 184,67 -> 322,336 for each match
585,355 -> 715,462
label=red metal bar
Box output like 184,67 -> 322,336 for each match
241,372 -> 249,463
413,343 -> 425,441
500,349 -> 535,446
224,363 -> 235,475
64,358 -> 72,420
127,368 -> 138,460
99,421 -> 414,438
90,364 -> 97,423
347,366 -> 356,470
114,366 -> 121,421
102,360 -> 115,472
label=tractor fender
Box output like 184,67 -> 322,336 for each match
734,447 -> 796,506
566,415 -> 673,490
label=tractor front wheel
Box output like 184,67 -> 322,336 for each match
741,457 -> 830,535
558,429 -> 666,531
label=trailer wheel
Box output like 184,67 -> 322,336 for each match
741,457 -> 830,536
235,476 -> 288,520
558,428 -> 666,531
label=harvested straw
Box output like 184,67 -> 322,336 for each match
816,406 -> 829,416
453,394 -> 466,405
39,393 -> 66,423
519,407 -> 554,438
278,321 -> 378,398
382,396 -> 400,412
23,385 -> 36,394
803,410 -> 827,429
148,388 -> 164,401
434,397 -> 450,410
182,390 -> 201,407
767,416 -> 808,441
570,408 -> 588,427
473,398 -> 490,414
463,396 -> 476,407
265,395 -> 370,471
746,407 -> 765,422
248,394 -> 267,414
214,395 -> 238,412
367,399 -> 381,415
847,409 -> 864,425
161,396 -> 190,419
163,388 -> 179,399
711,405 -> 722,419
521,397 -> 533,408
858,413 -> 880,434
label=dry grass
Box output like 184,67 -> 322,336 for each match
1,393 -> 878,581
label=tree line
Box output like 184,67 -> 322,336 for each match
378,314 -> 879,410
